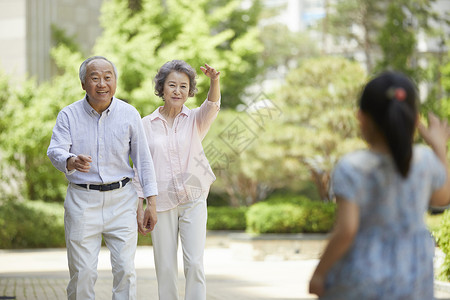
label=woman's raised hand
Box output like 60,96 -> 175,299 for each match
200,63 -> 220,81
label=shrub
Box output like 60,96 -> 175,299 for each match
0,200 -> 65,249
425,212 -> 443,237
0,199 -> 156,248
246,195 -> 336,234
207,206 -> 248,231
436,209 -> 450,281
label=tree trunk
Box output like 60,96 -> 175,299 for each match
310,169 -> 331,202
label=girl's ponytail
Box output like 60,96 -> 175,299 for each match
384,96 -> 416,177
359,72 -> 418,178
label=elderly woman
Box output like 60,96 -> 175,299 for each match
133,60 -> 220,300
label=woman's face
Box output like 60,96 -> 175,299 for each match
163,71 -> 190,107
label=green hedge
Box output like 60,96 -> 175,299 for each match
0,195 -> 335,248
246,195 -> 336,234
0,200 -> 65,249
436,210 -> 450,281
0,199 -> 155,248
207,206 -> 247,230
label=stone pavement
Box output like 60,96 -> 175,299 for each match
0,246 -> 317,300
1,234 -> 450,300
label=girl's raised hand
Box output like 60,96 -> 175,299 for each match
418,113 -> 450,153
200,63 -> 220,81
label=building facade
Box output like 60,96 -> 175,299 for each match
0,0 -> 103,83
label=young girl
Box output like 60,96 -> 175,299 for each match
309,71 -> 450,299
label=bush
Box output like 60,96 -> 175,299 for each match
207,206 -> 248,231
0,199 -> 155,248
0,200 -> 65,248
436,209 -> 450,281
425,212 -> 443,237
246,195 -> 336,234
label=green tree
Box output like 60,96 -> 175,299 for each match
204,57 -> 367,204
375,3 -> 418,80
0,72 -> 27,202
275,56 -> 367,201
327,0 -> 442,75
259,24 -> 320,73
327,0 -> 384,72
94,0 -> 263,112
0,0 -> 265,202
205,109 -> 308,206
0,45 -> 84,202
437,48 -> 450,120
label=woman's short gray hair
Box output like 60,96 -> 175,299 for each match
79,56 -> 118,84
154,60 -> 198,98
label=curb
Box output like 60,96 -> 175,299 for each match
435,280 -> 450,294
228,232 -> 330,241
227,232 -> 329,261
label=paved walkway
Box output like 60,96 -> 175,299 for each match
1,237 -> 450,299
0,246 -> 317,300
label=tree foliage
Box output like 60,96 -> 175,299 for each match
0,46 -> 84,201
94,0 -> 263,113
274,56 -> 367,201
204,57 -> 367,204
2,0 -> 444,206
0,0 -> 264,202
327,0 -> 442,77
326,0 -> 384,72
436,49 -> 450,120
259,24 -> 320,73
375,2 -> 418,80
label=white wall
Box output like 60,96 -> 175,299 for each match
0,0 -> 27,80
26,0 -> 104,83
0,0 -> 104,83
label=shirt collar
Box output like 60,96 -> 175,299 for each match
150,105 -> 190,121
82,94 -> 116,116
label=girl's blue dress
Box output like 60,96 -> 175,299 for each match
322,145 -> 446,300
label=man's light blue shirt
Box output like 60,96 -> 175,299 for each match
47,96 -> 157,198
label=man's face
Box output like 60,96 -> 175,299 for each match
82,59 -> 117,109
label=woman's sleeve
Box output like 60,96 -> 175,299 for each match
194,98 -> 221,140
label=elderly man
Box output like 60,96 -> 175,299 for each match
47,56 -> 158,300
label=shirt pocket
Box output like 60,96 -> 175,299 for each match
111,126 -> 131,156
71,136 -> 91,156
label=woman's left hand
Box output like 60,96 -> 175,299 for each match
200,63 -> 220,81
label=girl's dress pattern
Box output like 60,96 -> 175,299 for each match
322,145 -> 446,300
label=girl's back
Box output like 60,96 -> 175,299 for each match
322,145 -> 445,299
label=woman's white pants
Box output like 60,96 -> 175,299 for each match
64,183 -> 138,300
151,199 -> 208,300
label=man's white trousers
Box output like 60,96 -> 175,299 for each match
151,198 -> 208,300
64,183 -> 138,300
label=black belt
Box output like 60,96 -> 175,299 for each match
75,178 -> 130,192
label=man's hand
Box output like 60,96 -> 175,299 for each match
67,154 -> 92,172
